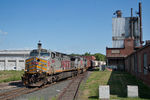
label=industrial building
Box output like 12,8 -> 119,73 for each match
125,41 -> 150,86
106,2 -> 143,70
0,50 -> 30,70
106,2 -> 150,86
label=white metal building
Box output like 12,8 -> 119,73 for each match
112,17 -> 140,48
0,50 -> 31,70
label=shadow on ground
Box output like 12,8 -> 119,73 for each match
88,96 -> 99,99
107,71 -> 150,99
88,67 -> 99,71
9,81 -> 24,87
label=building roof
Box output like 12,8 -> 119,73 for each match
0,50 -> 31,55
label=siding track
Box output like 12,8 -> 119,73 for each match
57,72 -> 87,100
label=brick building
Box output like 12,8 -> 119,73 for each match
106,2 -> 150,86
106,3 -> 143,70
125,41 -> 150,86
106,38 -> 135,70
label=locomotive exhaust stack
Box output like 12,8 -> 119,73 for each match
38,41 -> 42,57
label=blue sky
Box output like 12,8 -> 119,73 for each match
0,0 -> 149,55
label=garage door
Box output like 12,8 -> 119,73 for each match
7,60 -> 16,70
18,60 -> 25,70
0,60 -> 5,70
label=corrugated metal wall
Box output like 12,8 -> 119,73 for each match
112,17 -> 140,48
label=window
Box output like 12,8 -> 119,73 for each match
143,53 -> 148,75
134,54 -> 137,73
8,60 -> 16,62
131,56 -> 134,71
71,58 -> 75,61
56,52 -> 59,57
30,49 -> 50,57
51,52 -> 55,59
138,54 -> 141,72
40,52 -> 50,56
0,60 -> 5,62
19,60 -> 24,62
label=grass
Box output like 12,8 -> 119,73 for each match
51,96 -> 57,100
0,70 -> 24,83
78,69 -> 150,100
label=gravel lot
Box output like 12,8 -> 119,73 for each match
12,79 -> 72,100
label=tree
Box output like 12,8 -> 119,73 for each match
84,52 -> 91,56
70,52 -> 106,61
94,53 -> 106,61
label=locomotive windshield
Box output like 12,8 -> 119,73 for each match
30,49 -> 50,57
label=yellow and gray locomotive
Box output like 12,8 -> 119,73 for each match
22,42 -> 88,87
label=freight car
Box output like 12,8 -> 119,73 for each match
22,42 -> 90,87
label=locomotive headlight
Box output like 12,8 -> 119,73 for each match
37,69 -> 40,72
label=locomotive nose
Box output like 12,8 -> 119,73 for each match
25,57 -> 48,73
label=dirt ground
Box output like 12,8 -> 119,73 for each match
0,80 -> 23,91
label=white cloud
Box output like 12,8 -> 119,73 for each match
0,29 -> 8,35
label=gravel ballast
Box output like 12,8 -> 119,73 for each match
12,79 -> 72,100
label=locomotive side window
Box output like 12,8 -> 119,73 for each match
71,58 -> 75,61
51,52 -> 55,59
56,52 -> 59,57
78,58 -> 80,61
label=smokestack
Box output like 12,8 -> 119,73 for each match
139,2 -> 143,44
38,40 -> 42,56
131,8 -> 133,17
130,8 -> 134,38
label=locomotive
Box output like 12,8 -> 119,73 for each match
22,42 -> 91,87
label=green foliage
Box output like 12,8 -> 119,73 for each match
70,52 -> 106,61
94,53 -> 106,61
0,70 -> 24,83
84,52 -> 91,56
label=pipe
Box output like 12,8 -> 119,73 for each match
139,2 -> 143,44
130,8 -> 134,38
131,8 -> 133,17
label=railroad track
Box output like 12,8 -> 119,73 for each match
0,72 -> 87,100
0,81 -> 59,100
0,87 -> 39,100
0,74 -> 82,100
57,72 -> 87,100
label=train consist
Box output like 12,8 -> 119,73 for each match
22,42 -> 93,87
